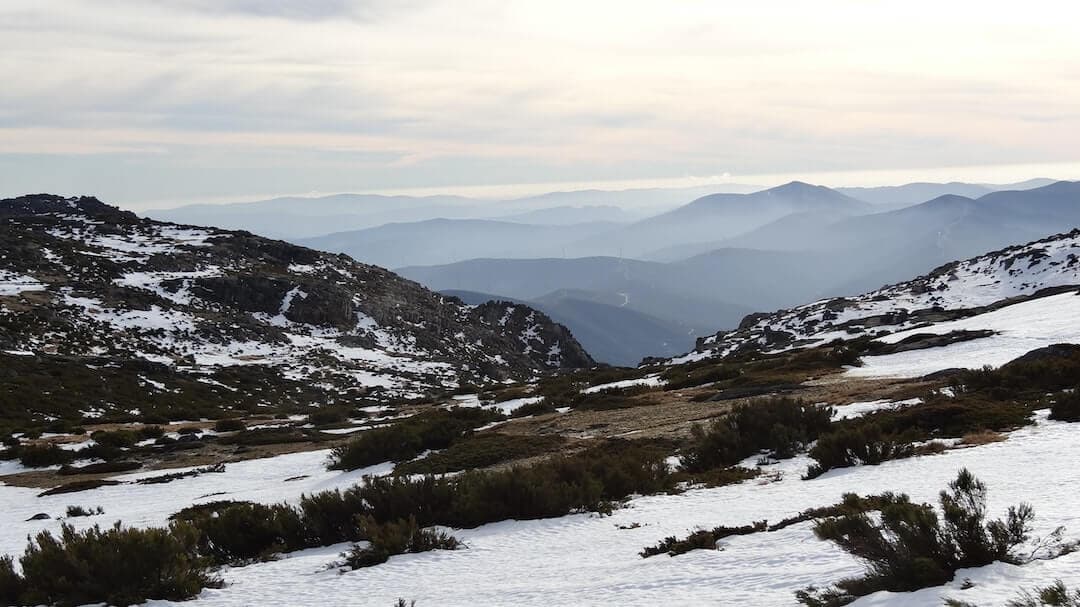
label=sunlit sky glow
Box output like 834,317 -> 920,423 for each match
1,1 -> 1079,209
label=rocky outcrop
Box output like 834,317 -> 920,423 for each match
0,194 -> 595,423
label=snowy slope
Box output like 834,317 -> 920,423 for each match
682,229 -> 1080,363
0,194 -> 593,420
1,410 -> 1069,606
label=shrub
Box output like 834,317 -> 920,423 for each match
297,489 -> 367,545
805,424 -> 916,479
64,505 -> 104,518
509,398 -> 557,418
1049,390 -> 1080,422
16,522 -> 218,607
17,443 -> 74,467
681,398 -> 833,472
178,502 -> 307,565
138,425 -> 166,440
662,362 -> 741,391
308,407 -> 350,426
1007,581 -> 1080,607
797,469 -> 1035,605
329,407 -> 504,471
89,429 -> 140,449
58,460 -> 141,476
344,516 -> 460,568
213,418 -> 247,432
394,433 -> 566,475
640,521 -> 767,557
0,556 -> 24,607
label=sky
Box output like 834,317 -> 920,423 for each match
1,0 -> 1079,209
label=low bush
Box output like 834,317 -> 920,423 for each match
395,433 -> 566,475
575,387 -> 657,411
329,407 -> 504,471
12,522 -> 218,607
213,418 -> 247,432
641,521 -> 767,557
308,407 -> 351,426
64,505 -> 104,518
17,443 -> 74,467
0,556 -> 24,606
662,362 -> 741,391
509,398 -> 557,418
89,429 -> 139,449
1007,581 -> 1080,607
58,460 -> 141,476
797,470 -> 1036,605
344,516 -> 461,568
178,502 -> 307,565
1049,390 -> 1080,422
681,398 -> 833,472
805,424 -> 916,479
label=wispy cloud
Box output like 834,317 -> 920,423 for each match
0,0 -> 1078,205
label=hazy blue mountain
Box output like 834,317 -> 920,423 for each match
444,288 -> 695,366
494,205 -> 638,225
835,178 -> 1057,206
148,193 -> 491,239
401,257 -> 752,335
299,219 -> 619,269
570,181 -> 870,258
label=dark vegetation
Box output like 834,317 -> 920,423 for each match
394,433 -> 566,475
1006,581 -> 1080,607
2,523 -> 219,607
344,516 -> 461,568
329,407 -> 504,470
680,398 -> 833,472
641,492 -> 894,558
803,348 -> 1080,478
640,521 -> 767,557
797,470 -> 1042,606
64,505 -> 104,518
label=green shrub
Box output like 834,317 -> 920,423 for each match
344,516 -> 461,568
89,429 -> 139,449
662,362 -> 741,390
395,433 -> 566,475
297,489 -> 367,545
805,424 -> 916,479
798,469 -> 1035,605
329,407 -> 503,471
1050,391 -> 1080,422
509,398 -> 557,418
640,521 -> 767,557
308,407 -> 350,426
178,502 -> 307,565
681,398 -> 833,472
16,522 -> 218,607
64,505 -> 104,518
1007,581 -> 1080,607
58,460 -> 141,476
0,556 -> 24,607
18,443 -> 74,467
138,425 -> 166,440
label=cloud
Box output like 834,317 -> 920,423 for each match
0,0 -> 1078,205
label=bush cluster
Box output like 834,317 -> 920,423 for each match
329,407 -> 504,470
3,523 -> 218,607
394,433 -> 566,475
681,398 -> 833,472
345,516 -> 461,568
1049,391 -> 1080,422
797,469 -> 1035,606
1006,581 -> 1080,607
640,521 -> 767,557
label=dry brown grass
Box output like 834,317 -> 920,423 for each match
957,430 -> 1007,446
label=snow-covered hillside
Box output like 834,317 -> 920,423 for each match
0,194 -> 592,420
682,229 -> 1080,363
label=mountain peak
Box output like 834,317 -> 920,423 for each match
0,193 -> 136,221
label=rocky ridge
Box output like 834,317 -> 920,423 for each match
0,194 -> 593,424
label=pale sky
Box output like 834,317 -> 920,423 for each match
1,0 -> 1079,208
